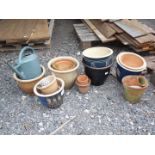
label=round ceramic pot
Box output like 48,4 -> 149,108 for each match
75,78 -> 91,94
122,75 -> 148,103
37,75 -> 59,94
48,56 -> 79,89
82,59 -> 112,86
118,52 -> 147,71
34,78 -> 65,109
13,65 -> 46,95
52,59 -> 76,71
82,47 -> 113,68
76,74 -> 89,85
116,55 -> 146,82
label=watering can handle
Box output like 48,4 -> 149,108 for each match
18,46 -> 35,63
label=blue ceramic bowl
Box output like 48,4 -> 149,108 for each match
34,78 -> 65,109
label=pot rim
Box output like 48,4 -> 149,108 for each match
48,56 -> 79,73
82,47 -> 113,59
82,59 -> 113,70
75,78 -> 91,87
37,75 -> 57,89
34,78 -> 65,97
122,75 -> 148,90
116,54 -> 146,72
117,52 -> 147,70
13,65 -> 46,82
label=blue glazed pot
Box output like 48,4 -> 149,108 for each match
34,78 -> 65,109
116,55 -> 145,82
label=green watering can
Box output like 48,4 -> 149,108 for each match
7,46 -> 42,80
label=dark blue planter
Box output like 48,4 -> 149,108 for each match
116,63 -> 143,82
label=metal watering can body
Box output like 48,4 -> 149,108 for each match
8,46 -> 42,80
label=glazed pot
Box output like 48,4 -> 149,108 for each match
83,59 -> 112,86
52,59 -> 76,71
116,54 -> 146,82
37,75 -> 58,94
82,47 -> 113,68
13,65 -> 46,95
34,78 -> 65,109
118,52 -> 146,71
75,78 -> 91,94
48,56 -> 79,89
122,75 -> 148,103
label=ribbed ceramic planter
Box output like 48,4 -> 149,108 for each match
34,78 -> 65,109
48,56 -> 79,89
13,65 -> 46,95
122,75 -> 148,103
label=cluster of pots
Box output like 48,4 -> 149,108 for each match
8,46 -> 151,107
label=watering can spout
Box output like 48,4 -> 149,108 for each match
7,61 -> 25,79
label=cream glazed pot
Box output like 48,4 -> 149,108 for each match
48,56 -> 80,89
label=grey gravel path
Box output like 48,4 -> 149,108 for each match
0,19 -> 155,135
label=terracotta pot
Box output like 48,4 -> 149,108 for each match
122,75 -> 148,103
52,59 -> 76,71
13,65 -> 46,95
118,52 -> 146,70
75,78 -> 91,94
34,78 -> 65,109
77,74 -> 89,85
48,56 -> 79,89
36,75 -> 59,94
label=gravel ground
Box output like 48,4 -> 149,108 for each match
0,19 -> 155,135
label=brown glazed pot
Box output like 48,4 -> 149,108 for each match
118,52 -> 146,70
36,75 -> 59,94
52,59 -> 76,71
13,65 -> 46,95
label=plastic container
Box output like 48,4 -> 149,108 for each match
34,78 -> 65,108
48,56 -> 79,89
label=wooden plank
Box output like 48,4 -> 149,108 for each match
135,34 -> 155,44
83,19 -> 116,43
114,19 -> 150,38
144,56 -> 155,71
0,20 -> 50,44
108,23 -> 124,33
89,19 -> 117,38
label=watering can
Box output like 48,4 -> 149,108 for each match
7,46 -> 42,80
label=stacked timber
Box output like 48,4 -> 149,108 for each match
83,19 -> 155,52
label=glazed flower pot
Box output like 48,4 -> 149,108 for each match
82,47 -> 113,68
37,75 -> 59,94
34,78 -> 65,109
52,59 -> 76,71
122,75 -> 148,103
48,56 -> 79,89
116,54 -> 146,82
82,59 -> 112,86
118,52 -> 146,71
75,78 -> 91,94
13,65 -> 46,95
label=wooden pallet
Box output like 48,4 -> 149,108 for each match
0,19 -> 55,52
73,23 -> 100,49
